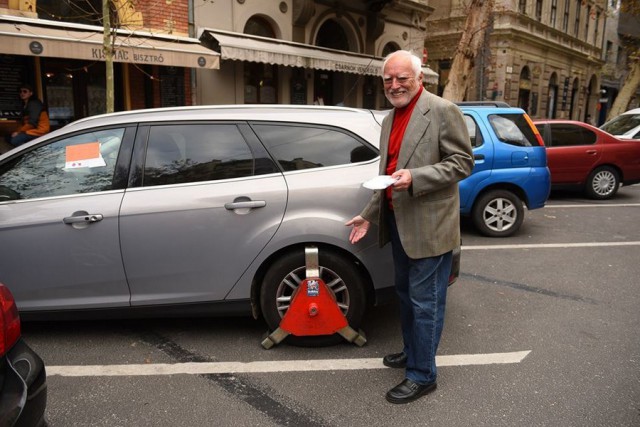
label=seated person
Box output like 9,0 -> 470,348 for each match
7,83 -> 50,146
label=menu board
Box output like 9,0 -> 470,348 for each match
160,67 -> 185,107
0,55 -> 29,119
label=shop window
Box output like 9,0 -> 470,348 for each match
290,68 -> 307,105
43,59 -> 111,126
244,63 -> 278,104
44,69 -> 75,127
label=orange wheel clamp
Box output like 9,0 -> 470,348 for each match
261,246 -> 367,349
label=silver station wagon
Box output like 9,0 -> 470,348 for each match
0,105 -> 400,345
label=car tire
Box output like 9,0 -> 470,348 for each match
260,249 -> 367,347
472,190 -> 524,237
585,166 -> 619,200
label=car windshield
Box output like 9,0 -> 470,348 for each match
600,113 -> 640,135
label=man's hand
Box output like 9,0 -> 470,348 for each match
391,169 -> 412,191
345,215 -> 370,244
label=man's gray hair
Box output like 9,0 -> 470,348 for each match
382,50 -> 422,77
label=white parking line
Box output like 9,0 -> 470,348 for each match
545,203 -> 640,208
462,241 -> 640,250
47,350 -> 531,377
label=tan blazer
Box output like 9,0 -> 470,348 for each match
361,90 -> 474,259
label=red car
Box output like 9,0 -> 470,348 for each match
0,283 -> 47,426
534,120 -> 640,199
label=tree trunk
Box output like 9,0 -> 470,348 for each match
103,0 -> 114,114
442,0 -> 494,102
607,58 -> 640,119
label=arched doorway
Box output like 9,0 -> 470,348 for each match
584,75 -> 598,124
569,78 -> 579,120
547,72 -> 558,118
517,66 -> 531,113
243,16 -> 278,103
313,18 -> 356,105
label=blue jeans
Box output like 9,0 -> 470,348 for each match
388,211 -> 452,385
7,132 -> 37,146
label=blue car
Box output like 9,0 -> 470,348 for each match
457,103 -> 550,237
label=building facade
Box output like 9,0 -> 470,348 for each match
425,0 -> 606,122
599,0 -> 640,123
194,0 -> 437,109
0,0 -> 218,135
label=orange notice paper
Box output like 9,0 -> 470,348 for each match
65,142 -> 106,168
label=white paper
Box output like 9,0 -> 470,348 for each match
363,175 -> 397,190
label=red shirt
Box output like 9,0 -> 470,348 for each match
385,87 -> 423,208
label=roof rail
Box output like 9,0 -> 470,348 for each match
455,101 -> 512,107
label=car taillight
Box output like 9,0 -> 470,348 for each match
0,285 -> 21,356
523,113 -> 545,146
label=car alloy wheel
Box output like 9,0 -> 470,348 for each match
586,166 -> 619,200
472,189 -> 524,237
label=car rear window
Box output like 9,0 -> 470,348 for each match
251,124 -> 377,171
489,114 -> 540,147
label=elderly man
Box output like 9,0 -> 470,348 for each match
346,50 -> 474,404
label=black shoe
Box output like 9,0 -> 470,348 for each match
382,352 -> 407,368
385,378 -> 437,404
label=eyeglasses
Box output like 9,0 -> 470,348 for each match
19,89 -> 30,94
383,76 -> 414,85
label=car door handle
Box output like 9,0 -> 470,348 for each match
63,214 -> 104,224
474,154 -> 485,160
224,200 -> 267,210
586,150 -> 598,155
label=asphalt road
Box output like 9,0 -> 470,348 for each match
23,185 -> 640,426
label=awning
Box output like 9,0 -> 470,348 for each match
0,16 -> 219,69
200,28 -> 438,84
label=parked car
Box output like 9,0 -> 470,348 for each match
0,283 -> 47,426
534,119 -> 640,199
456,103 -> 550,237
599,108 -> 640,140
0,105 -> 429,346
